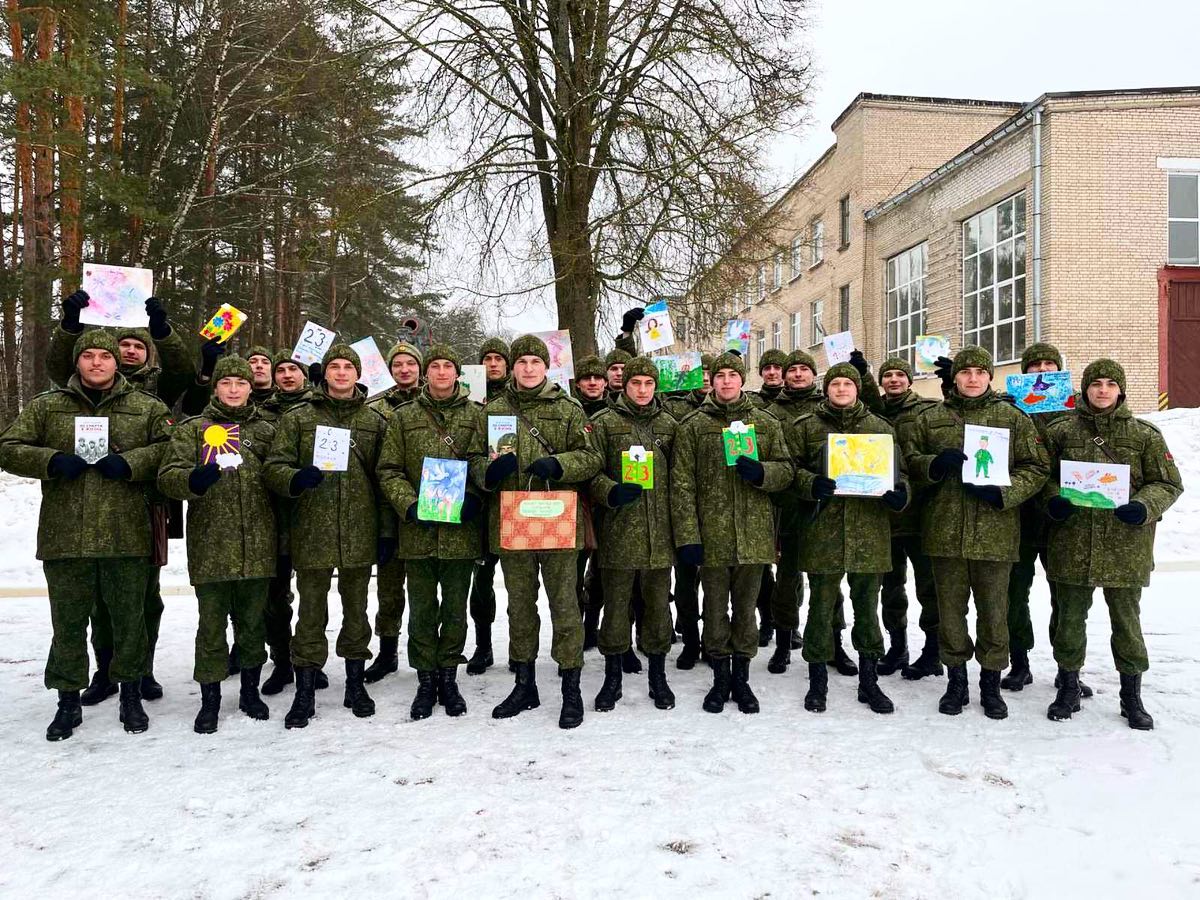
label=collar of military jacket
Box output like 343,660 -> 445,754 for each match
816,398 -> 868,426
66,372 -> 133,408
318,383 -> 367,410
119,359 -> 159,381
384,383 -> 420,405
700,391 -> 754,418
269,386 -> 312,410
758,384 -> 784,401
882,388 -> 922,413
946,385 -> 998,410
508,378 -> 562,403
251,386 -> 275,403
420,382 -> 470,409
1079,396 -> 1131,427
782,384 -> 819,403
613,391 -> 660,419
204,397 -> 257,422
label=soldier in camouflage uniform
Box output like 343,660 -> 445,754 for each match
875,357 -> 943,680
572,353 -> 611,653
480,334 -> 603,729
0,330 -> 171,740
158,355 -> 276,733
378,344 -> 489,720
586,356 -> 678,712
263,344 -> 395,728
902,346 -> 1049,720
245,346 -> 277,405
1042,359 -> 1183,729
466,337 -> 511,675
362,340 -> 423,684
785,362 -> 909,713
604,348 -> 632,396
671,352 -> 793,714
747,348 -> 788,647
51,293 -> 195,705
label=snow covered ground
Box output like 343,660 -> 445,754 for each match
0,409 -> 1197,898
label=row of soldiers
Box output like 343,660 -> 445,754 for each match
0,296 -> 1183,740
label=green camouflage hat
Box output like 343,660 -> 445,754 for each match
711,351 -> 746,382
424,342 -> 461,374
952,345 -> 994,377
1081,358 -> 1126,394
478,337 -> 510,366
575,354 -> 606,380
324,342 -> 362,375
114,326 -> 152,350
604,348 -> 633,370
273,348 -> 303,371
246,345 -> 273,364
510,334 -> 550,365
213,354 -> 253,383
823,361 -> 862,393
388,340 -> 422,367
73,328 -> 120,363
759,348 -> 788,373
1021,341 -> 1063,372
785,349 -> 817,375
700,353 -> 716,373
622,356 -> 660,385
879,356 -> 914,382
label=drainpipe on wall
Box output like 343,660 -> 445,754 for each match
1032,105 -> 1044,342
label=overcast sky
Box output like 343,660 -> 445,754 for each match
433,0 -> 1200,342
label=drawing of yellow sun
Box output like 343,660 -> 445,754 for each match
202,422 -> 241,464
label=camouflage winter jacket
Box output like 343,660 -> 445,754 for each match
0,374 -> 171,560
262,385 -> 394,570
1042,402 -> 1183,588
377,384 -> 489,560
670,392 -> 793,566
369,384 -> 420,419
902,388 -> 1049,562
662,389 -> 707,423
482,378 -> 603,553
586,394 -> 677,570
748,383 -> 785,409
258,386 -> 314,422
767,385 -> 823,523
785,400 -> 907,574
49,323 -> 196,408
878,389 -> 941,537
157,399 -> 277,584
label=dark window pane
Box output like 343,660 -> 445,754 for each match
964,257 -> 978,294
964,292 -> 978,329
1015,235 -> 1027,277
899,284 -> 909,317
1168,221 -> 1199,265
979,250 -> 994,288
979,208 -> 996,249
998,321 -> 1013,362
998,200 -> 1014,241
980,288 -> 994,326
979,329 -> 994,356
997,241 -> 1014,283
1014,192 -> 1027,234
1015,320 -> 1027,357
998,283 -> 1013,321
964,219 -> 979,257
1015,278 -> 1026,319
1169,174 -> 1199,219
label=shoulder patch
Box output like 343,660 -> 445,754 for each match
1165,451 -> 1174,462
583,423 -> 594,433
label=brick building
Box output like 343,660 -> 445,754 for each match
682,87 -> 1200,412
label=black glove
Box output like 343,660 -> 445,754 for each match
188,462 -> 222,495
934,355 -> 954,397
290,465 -> 324,494
404,502 -> 434,528
620,307 -> 645,333
734,455 -> 765,485
484,452 -> 518,488
279,555 -> 292,574
881,485 -> 907,511
849,349 -> 869,376
94,453 -> 132,481
677,544 -> 703,567
376,536 -> 397,566
526,456 -> 563,482
61,290 -> 90,332
1115,501 -> 1147,526
929,449 -> 968,481
608,482 -> 643,507
145,296 -> 170,340
47,452 -> 89,481
965,483 -> 1004,508
460,492 -> 482,521
811,474 -> 836,500
1046,495 -> 1074,522
200,337 -> 225,380
308,362 -> 323,388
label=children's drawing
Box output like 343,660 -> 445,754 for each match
823,330 -> 854,366
914,334 -> 951,374
292,320 -> 336,367
79,263 -> 153,328
1059,460 -> 1131,509
638,300 -> 675,352
533,329 -> 574,390
1005,371 -> 1075,414
201,421 -> 243,469
653,352 -> 703,392
198,304 -> 247,343
349,336 -> 397,398
417,457 -> 468,523
962,424 -> 1011,487
826,433 -> 895,497
722,420 -> 758,466
621,445 -> 654,489
725,319 -> 751,357
312,425 -> 351,471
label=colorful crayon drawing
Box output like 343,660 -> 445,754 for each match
823,330 -> 854,365
725,319 -> 751,357
722,421 -> 757,466
417,457 -> 468,523
79,263 -> 153,328
639,300 -> 675,352
961,424 -> 1011,486
532,329 -> 574,390
201,422 -> 243,469
198,304 -> 247,343
653,352 -> 703,392
826,433 -> 895,497
1060,460 -> 1131,509
349,336 -> 397,398
621,446 -> 655,489
914,334 -> 951,374
1005,371 -> 1075,414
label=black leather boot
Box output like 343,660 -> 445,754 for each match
938,664 -> 969,715
438,667 -> 467,717
804,662 -> 828,712
492,662 -> 539,719
647,654 -> 675,710
857,656 -> 895,713
410,670 -> 437,720
559,667 -> 584,729
194,682 -> 220,734
81,648 -> 118,706
979,668 -> 1008,720
830,631 -> 858,676
344,659 -> 376,718
364,636 -> 400,684
227,645 -> 241,677
1120,673 -> 1154,730
902,631 -> 944,680
703,657 -> 732,713
46,690 -> 83,741
238,665 -> 270,720
1047,668 -> 1081,721
1001,648 -> 1033,691
466,623 -> 493,675
261,660 -> 294,696
285,667 -> 316,729
621,648 -> 642,674
140,650 -> 163,701
118,680 -> 149,733
877,630 -> 908,676
767,629 -> 792,674
594,654 -> 623,712
675,641 -> 700,670
730,655 -> 759,714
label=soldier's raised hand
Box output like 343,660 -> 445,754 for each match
61,290 -> 90,332
849,349 -> 869,376
620,307 -> 645,333
145,296 -> 171,340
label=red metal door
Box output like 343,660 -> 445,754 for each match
1168,280 -> 1200,408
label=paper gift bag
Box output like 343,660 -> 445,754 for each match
500,488 -> 579,551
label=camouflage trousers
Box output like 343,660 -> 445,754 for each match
880,535 -> 939,636
1053,583 -> 1148,675
500,551 -> 583,669
802,573 -> 885,663
770,527 -> 804,630
931,557 -> 1011,671
406,557 -> 472,671
673,561 -> 700,647
264,554 -> 295,664
291,567 -> 373,668
1007,542 -> 1059,653
600,567 -> 670,656
374,557 -> 407,638
469,553 -> 499,626
194,579 -> 269,684
700,564 -> 764,659
576,548 -> 605,619
44,557 -> 150,691
90,564 -> 164,668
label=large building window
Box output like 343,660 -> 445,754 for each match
810,220 -> 825,267
887,242 -> 928,365
1169,173 -> 1199,265
772,252 -> 784,290
839,195 -> 851,249
838,284 -> 851,332
963,193 -> 1026,363
755,329 -> 765,365
756,265 -> 767,301
790,234 -> 804,279
790,311 -> 800,350
810,298 -> 825,346
771,319 -> 781,350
